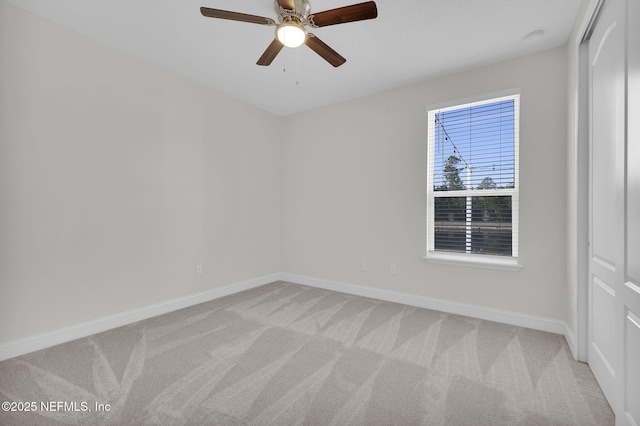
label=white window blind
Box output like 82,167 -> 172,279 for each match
427,93 -> 519,261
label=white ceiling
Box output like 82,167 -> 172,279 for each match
6,0 -> 583,116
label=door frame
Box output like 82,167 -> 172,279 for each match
573,0 -> 605,363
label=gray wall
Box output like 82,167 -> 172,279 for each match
282,47 -> 569,322
0,1 -> 281,343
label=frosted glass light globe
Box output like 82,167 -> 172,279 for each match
277,22 -> 306,48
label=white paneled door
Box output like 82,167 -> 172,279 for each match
588,0 -> 640,423
588,0 -> 624,406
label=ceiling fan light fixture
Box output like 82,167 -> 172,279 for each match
276,21 -> 307,48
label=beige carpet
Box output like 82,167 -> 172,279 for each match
0,281 -> 613,425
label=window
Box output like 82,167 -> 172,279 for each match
426,91 -> 520,269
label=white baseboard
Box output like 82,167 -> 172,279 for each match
0,273 -> 279,362
564,322 -> 578,360
280,272 -> 572,339
1,272 -> 579,362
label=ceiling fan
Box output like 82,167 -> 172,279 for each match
200,0 -> 378,67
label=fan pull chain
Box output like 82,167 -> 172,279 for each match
281,51 -> 301,86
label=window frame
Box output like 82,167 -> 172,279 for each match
425,89 -> 522,271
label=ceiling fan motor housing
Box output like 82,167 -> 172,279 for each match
275,0 -> 311,24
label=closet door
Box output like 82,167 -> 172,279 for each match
588,0 -> 640,422
587,0 -> 625,409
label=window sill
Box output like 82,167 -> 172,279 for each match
423,252 -> 522,272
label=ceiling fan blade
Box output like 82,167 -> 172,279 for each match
200,7 -> 275,25
276,0 -> 296,10
305,34 -> 346,67
309,1 -> 377,27
257,39 -> 285,66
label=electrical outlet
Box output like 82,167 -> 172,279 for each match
362,261 -> 368,271
196,264 -> 203,276
390,264 -> 397,275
